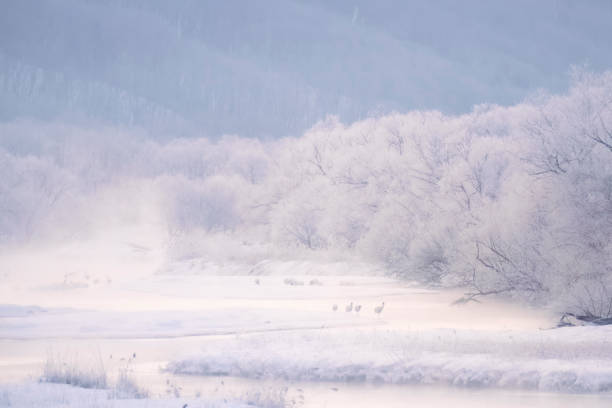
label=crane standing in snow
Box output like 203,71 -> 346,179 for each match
345,302 -> 353,312
374,302 -> 385,315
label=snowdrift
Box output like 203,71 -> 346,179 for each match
168,326 -> 612,393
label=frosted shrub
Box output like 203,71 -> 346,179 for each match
109,366 -> 148,399
41,352 -> 107,389
242,386 -> 294,408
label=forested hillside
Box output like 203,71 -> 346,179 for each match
2,0 -> 612,137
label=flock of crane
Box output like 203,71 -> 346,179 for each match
332,301 -> 385,315
253,277 -> 386,316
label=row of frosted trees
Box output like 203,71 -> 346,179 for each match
267,71 -> 612,316
1,71 -> 611,316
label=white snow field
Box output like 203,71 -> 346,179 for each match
2,236 -> 612,407
168,324 -> 612,389
0,382 -> 258,408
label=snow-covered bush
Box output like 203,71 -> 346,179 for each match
41,351 -> 149,399
110,361 -> 148,399
241,386 -> 292,408
41,352 -> 107,389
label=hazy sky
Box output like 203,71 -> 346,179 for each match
2,0 -> 612,138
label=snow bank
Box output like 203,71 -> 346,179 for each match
0,306 -> 369,339
0,304 -> 47,318
0,382 -> 257,408
157,258 -> 385,277
126,273 -> 402,301
168,326 -> 612,393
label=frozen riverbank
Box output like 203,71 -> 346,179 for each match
2,264 -> 612,407
168,324 -> 612,392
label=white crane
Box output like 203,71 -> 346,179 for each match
345,302 -> 353,312
374,302 -> 385,315
354,304 -> 362,313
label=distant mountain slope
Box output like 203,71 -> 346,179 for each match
1,0 -> 611,138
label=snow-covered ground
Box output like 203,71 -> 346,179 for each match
0,381 -> 268,408
168,325 -> 612,392
2,238 -> 612,407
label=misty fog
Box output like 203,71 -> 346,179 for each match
1,2 -> 612,408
